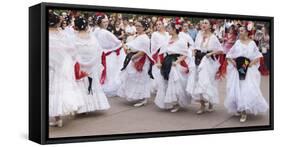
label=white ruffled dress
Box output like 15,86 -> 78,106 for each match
192,34 -> 223,104
74,33 -> 110,113
49,30 -> 84,117
92,27 -> 126,97
154,38 -> 195,109
150,31 -> 170,93
117,34 -> 152,101
224,40 -> 268,115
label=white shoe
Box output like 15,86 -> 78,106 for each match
207,107 -> 214,112
49,121 -> 57,127
70,111 -> 76,116
197,109 -> 205,115
68,111 -> 76,119
207,103 -> 214,112
170,106 -> 180,113
57,119 -> 63,127
196,106 -> 206,115
134,99 -> 148,107
240,114 -> 247,123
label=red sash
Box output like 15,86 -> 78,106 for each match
152,52 -> 158,62
259,57 -> 269,76
158,54 -> 164,63
100,48 -> 122,84
180,60 -> 189,73
215,54 -> 227,80
134,54 -> 154,72
74,62 -> 88,80
134,55 -> 146,72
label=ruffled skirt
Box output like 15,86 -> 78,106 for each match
155,63 -> 192,109
49,49 -> 84,117
224,63 -> 268,115
101,49 -> 126,97
192,56 -> 220,104
76,74 -> 110,113
117,59 -> 151,101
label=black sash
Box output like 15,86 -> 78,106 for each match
235,56 -> 250,80
194,50 -> 213,66
148,62 -> 154,79
148,48 -> 161,80
88,77 -> 93,95
160,54 -> 180,80
121,51 -> 154,79
121,52 -> 137,71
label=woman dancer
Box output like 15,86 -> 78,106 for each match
48,12 -> 83,127
117,20 -> 153,107
150,20 -> 170,93
225,26 -> 268,122
73,17 -> 110,114
92,13 -> 126,97
192,19 -> 224,114
154,22 -> 195,112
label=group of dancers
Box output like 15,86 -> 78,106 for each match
48,10 -> 269,127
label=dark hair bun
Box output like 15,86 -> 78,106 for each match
140,20 -> 150,31
74,16 -> 88,31
48,12 -> 60,27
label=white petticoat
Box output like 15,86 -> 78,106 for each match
49,49 -> 84,117
101,49 -> 126,97
185,57 -> 197,96
76,73 -> 110,113
154,64 -> 192,109
192,56 -> 220,104
224,63 -> 268,115
117,59 -> 151,101
150,65 -> 161,94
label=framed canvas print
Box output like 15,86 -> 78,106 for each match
29,2 -> 274,144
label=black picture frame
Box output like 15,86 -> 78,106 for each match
29,2 -> 274,144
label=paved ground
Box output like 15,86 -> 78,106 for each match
49,76 -> 270,138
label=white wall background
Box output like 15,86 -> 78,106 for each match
0,0 -> 279,146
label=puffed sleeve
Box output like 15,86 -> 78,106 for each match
212,35 -> 223,51
150,32 -> 160,54
249,41 -> 263,61
105,30 -> 122,50
127,35 -> 150,54
62,33 -> 77,59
